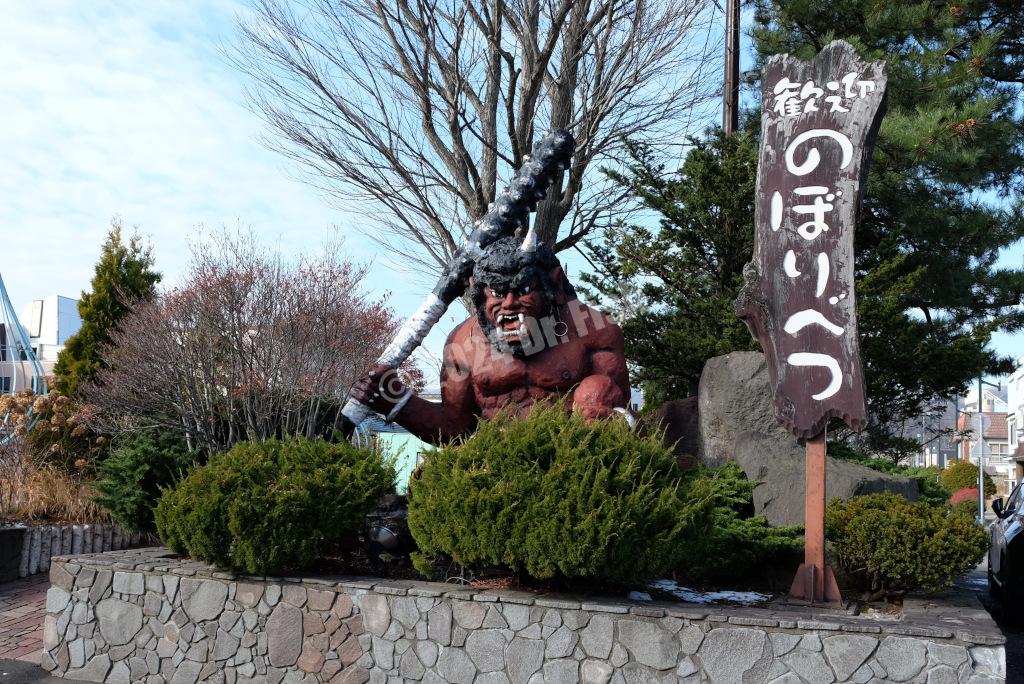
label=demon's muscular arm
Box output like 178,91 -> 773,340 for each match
349,327 -> 479,444
571,308 -> 631,421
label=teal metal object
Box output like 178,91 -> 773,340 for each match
0,272 -> 46,445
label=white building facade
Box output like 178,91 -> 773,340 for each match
1006,354 -> 1024,486
21,296 -> 82,368
1,296 -> 81,393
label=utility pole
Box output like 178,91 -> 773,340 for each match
723,0 -> 741,135
975,373 -> 1001,524
979,374 -> 987,524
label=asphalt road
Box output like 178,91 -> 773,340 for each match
967,558 -> 1023,684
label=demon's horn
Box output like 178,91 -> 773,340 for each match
520,223 -> 538,253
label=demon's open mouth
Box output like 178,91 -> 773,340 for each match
495,312 -> 526,341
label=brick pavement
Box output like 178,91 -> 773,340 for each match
0,574 -> 47,664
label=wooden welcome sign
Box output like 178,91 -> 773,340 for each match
736,40 -> 887,604
736,40 -> 886,440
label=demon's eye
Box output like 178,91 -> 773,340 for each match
487,286 -> 506,299
519,284 -> 531,295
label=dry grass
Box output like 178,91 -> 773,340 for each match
0,464 -> 110,524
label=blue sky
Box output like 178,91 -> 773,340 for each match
0,0 -> 469,371
0,1 -> 343,288
1,2 -> 1022,383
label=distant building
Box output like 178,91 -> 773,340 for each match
1,295 -> 81,394
1006,355 -> 1024,485
958,410 -> 1015,495
965,382 -> 1008,414
21,296 -> 81,370
362,391 -> 441,494
901,399 -> 959,469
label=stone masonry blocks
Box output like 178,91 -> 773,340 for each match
42,549 -> 1006,684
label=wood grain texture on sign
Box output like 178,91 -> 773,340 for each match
735,40 -> 887,439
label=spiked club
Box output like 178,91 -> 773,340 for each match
341,129 -> 575,430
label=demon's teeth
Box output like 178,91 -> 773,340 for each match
517,313 -> 524,322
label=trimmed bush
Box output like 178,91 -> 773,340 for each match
674,463 -> 803,583
949,487 -> 979,508
155,438 -> 394,574
408,402 -> 799,583
93,431 -> 195,533
941,460 -> 995,497
907,466 -> 954,507
952,498 -> 980,519
826,492 -> 987,594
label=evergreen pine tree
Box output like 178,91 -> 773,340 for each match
54,221 -> 161,396
586,0 -> 1024,456
581,130 -> 760,404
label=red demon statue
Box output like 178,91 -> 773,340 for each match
350,234 -> 630,443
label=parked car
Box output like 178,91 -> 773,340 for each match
989,482 -> 1023,620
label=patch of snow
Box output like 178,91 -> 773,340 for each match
857,609 -> 901,621
628,591 -> 652,602
648,579 -> 771,606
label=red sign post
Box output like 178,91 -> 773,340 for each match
736,41 -> 887,605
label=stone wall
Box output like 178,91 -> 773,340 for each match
0,524 -> 148,583
43,549 -> 1006,684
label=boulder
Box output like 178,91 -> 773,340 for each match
697,351 -> 918,527
641,397 -> 700,469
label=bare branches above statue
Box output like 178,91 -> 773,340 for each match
231,0 -> 719,282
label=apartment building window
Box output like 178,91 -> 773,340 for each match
0,377 -> 10,393
1012,419 -> 1018,449
992,442 -> 1009,461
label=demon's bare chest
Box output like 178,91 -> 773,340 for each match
471,340 -> 589,403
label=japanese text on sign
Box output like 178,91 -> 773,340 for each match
735,40 -> 886,438
772,73 -> 877,117
776,130 -> 854,400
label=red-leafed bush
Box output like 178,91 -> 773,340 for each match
949,487 -> 978,507
84,231 -> 421,455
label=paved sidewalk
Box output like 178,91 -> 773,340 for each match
0,657 -> 89,683
0,575 -> 93,683
0,576 -> 47,664
968,563 -> 1023,683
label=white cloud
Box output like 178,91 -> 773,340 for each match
0,1 -> 481,372
0,1 -> 464,366
0,1 -> 389,298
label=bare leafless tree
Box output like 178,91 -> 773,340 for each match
83,233 -> 420,454
232,0 -> 720,281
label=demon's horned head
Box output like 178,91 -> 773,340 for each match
470,233 -> 563,357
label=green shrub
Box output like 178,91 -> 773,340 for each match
952,497 -> 980,519
155,438 -> 394,574
408,402 -> 798,583
902,466 -> 952,507
93,431 -> 195,533
941,461 -> 995,498
826,493 -> 987,594
674,463 -> 803,583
